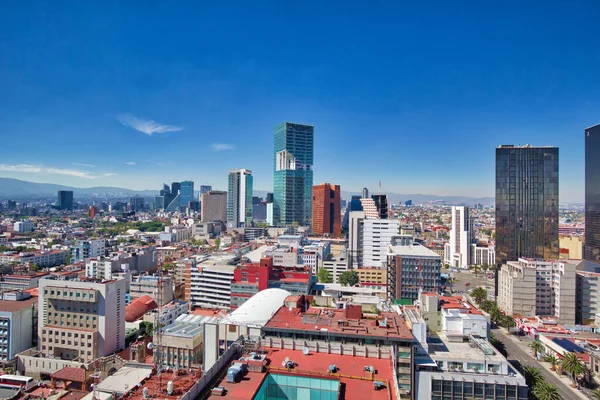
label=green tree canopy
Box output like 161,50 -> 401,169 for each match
532,381 -> 562,400
339,270 -> 359,287
317,268 -> 333,284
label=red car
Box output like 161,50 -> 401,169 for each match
465,282 -> 471,287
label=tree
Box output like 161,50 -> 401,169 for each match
339,270 -> 359,287
532,381 -> 562,400
503,315 -> 516,333
490,308 -> 504,325
529,341 -> 545,358
544,355 -> 559,372
317,268 -> 333,284
471,287 -> 487,304
138,321 -> 154,338
560,352 -> 585,388
480,300 -> 496,313
523,366 -> 544,388
214,238 -> 221,250
593,388 -> 600,400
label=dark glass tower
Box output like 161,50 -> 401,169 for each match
585,124 -> 600,261
57,190 -> 74,211
495,145 -> 559,267
273,122 -> 314,226
179,181 -> 194,207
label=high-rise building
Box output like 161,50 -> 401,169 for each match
371,194 -> 389,219
227,169 -> 253,228
57,190 -> 73,211
362,188 -> 369,199
495,145 -> 559,266
171,182 -> 181,196
200,185 -> 212,195
585,124 -> 600,262
179,181 -> 195,207
38,277 -> 127,362
498,258 -> 576,324
362,219 -> 400,268
70,239 -> 106,262
273,122 -> 314,226
201,190 -> 227,222
387,236 -> 442,302
130,195 -> 145,212
444,206 -> 475,269
312,183 -> 341,237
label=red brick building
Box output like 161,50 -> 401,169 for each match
312,183 -> 341,237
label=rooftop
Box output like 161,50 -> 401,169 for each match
163,320 -> 205,338
387,243 -> 440,258
0,297 -> 36,312
209,347 -> 395,400
264,306 -> 414,341
426,337 -> 507,363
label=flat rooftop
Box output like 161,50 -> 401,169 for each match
387,243 -> 440,258
208,347 -> 395,400
163,320 -> 204,338
425,338 -> 507,363
264,306 -> 415,341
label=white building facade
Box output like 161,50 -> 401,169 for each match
444,206 -> 474,269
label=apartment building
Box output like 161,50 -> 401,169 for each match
497,258 -> 577,324
443,206 -> 475,269
0,250 -> 68,268
14,220 -> 34,234
362,219 -> 400,268
298,242 -> 330,274
387,236 -> 442,302
38,277 -> 127,362
470,244 -> 496,266
577,269 -> 600,324
129,275 -> 174,305
70,239 -> 106,262
184,255 -> 238,309
85,246 -> 158,279
0,295 -> 35,361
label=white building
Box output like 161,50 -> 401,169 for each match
442,309 -> 489,341
348,211 -> 365,267
227,168 -> 253,228
298,242 -> 330,274
322,252 -> 350,284
14,220 -> 34,234
70,239 -> 106,262
497,258 -> 577,324
362,219 -> 400,268
0,296 -> 35,361
38,277 -> 127,362
144,300 -> 189,327
185,255 -> 238,309
444,206 -> 474,269
470,244 -> 496,266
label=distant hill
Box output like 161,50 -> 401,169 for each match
0,177 -> 495,205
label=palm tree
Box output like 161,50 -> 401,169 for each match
490,308 -> 504,325
528,341 -> 545,358
503,315 -> 517,333
593,388 -> 600,400
471,287 -> 487,304
480,300 -> 496,313
560,352 -> 585,388
532,381 -> 562,400
544,355 -> 559,372
523,365 -> 544,388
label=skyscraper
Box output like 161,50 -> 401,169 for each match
371,194 -> 389,219
179,181 -> 195,207
273,122 -> 314,226
495,145 -> 559,267
200,185 -> 212,195
57,190 -> 73,211
130,196 -> 145,212
201,190 -> 227,222
171,182 -> 181,196
312,183 -> 341,237
585,124 -> 600,262
227,169 -> 253,228
444,206 -> 475,268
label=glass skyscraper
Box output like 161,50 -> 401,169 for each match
273,122 -> 314,226
179,181 -> 195,207
585,124 -> 600,262
227,169 -> 253,228
495,145 -> 559,267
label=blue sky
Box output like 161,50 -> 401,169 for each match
0,1 -> 598,202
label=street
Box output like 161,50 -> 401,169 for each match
492,328 -> 588,400
445,269 -> 494,296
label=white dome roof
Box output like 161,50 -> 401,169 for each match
221,288 -> 291,327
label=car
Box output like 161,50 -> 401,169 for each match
465,282 -> 471,287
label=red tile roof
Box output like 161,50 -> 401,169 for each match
51,367 -> 87,383
0,297 -> 36,312
125,295 -> 158,322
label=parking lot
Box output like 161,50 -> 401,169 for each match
443,268 -> 495,297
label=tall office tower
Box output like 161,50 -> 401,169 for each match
371,194 -> 389,219
495,145 -> 559,266
585,124 -> 600,262
227,169 -> 253,228
180,181 -> 195,207
38,277 -> 127,361
444,206 -> 475,269
273,122 -> 314,226
171,182 -> 181,196
200,185 -> 212,195
201,190 -> 227,222
362,188 -> 369,199
312,183 -> 341,237
130,195 -> 145,212
57,190 -> 74,211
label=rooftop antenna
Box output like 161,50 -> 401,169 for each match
378,181 -> 382,195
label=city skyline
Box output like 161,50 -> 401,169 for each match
1,2 -> 599,202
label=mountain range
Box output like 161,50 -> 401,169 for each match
0,177 -> 495,205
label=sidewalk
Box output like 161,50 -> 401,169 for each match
497,328 -> 589,400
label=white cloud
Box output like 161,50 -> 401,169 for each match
0,164 -> 117,180
45,168 -> 95,179
117,113 -> 183,136
72,162 -> 96,168
0,164 -> 42,173
211,143 -> 235,151
125,161 -> 136,166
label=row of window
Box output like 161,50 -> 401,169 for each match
44,290 -> 94,299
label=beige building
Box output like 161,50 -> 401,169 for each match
129,275 -> 174,305
38,277 -> 127,362
497,258 -> 576,324
201,190 -> 227,223
356,268 -> 387,288
156,318 -> 205,368
559,236 -> 583,259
